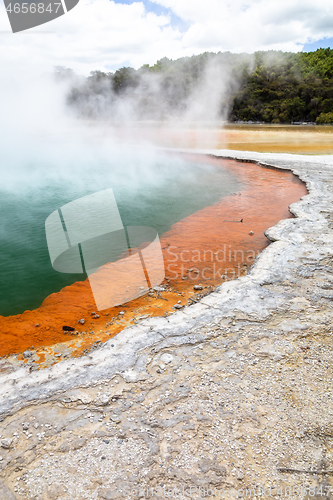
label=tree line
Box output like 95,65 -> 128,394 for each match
59,48 -> 333,124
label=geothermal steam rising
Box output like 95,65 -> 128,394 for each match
0,53 -> 249,195
64,53 -> 250,125
1,50 -> 254,186
0,69 -> 185,194
184,58 -> 235,122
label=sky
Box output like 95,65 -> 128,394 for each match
0,0 -> 332,74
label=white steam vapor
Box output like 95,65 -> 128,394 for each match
0,67 -> 156,193
64,53 -> 253,124
184,59 -> 233,122
0,64 -> 215,196
0,51 -> 255,197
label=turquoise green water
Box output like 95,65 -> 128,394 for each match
0,151 -> 241,316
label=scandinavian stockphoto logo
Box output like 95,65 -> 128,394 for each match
45,188 -> 165,311
4,0 -> 79,33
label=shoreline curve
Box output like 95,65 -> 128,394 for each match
0,150 -> 330,418
0,150 -> 332,496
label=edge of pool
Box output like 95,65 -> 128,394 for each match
0,149 -> 332,418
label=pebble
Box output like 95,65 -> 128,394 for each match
23,350 -> 32,359
110,416 -> 121,423
249,231 -> 254,235
78,319 -> 85,325
160,353 -> 173,364
98,395 -> 109,406
1,439 -> 12,449
193,285 -> 203,290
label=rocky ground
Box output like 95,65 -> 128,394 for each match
0,151 -> 332,500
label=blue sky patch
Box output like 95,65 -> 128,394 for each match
303,37 -> 333,52
111,0 -> 189,32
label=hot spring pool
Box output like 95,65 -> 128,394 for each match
0,150 -> 242,316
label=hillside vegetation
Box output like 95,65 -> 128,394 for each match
62,48 -> 333,124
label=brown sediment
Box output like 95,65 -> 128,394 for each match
0,156 -> 307,362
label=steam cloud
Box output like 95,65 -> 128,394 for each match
0,52 -> 254,197
63,52 -> 254,124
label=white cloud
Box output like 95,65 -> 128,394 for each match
0,0 -> 332,75
151,0 -> 333,52
0,0 -> 183,74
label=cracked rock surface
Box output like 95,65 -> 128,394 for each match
0,151 -> 333,499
